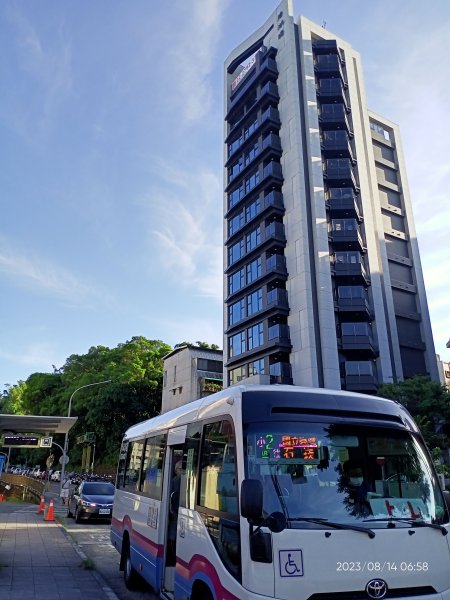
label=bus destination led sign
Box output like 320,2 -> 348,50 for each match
255,434 -> 320,463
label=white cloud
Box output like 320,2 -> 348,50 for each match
0,342 -> 61,375
0,5 -> 73,141
167,0 -> 230,123
0,237 -> 101,307
140,162 -> 223,300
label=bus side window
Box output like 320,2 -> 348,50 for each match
181,423 -> 201,510
123,439 -> 144,493
141,434 -> 166,500
199,420 -> 238,515
199,419 -> 241,579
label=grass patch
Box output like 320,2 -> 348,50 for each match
80,557 -> 95,570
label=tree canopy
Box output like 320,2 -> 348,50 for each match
1,336 -> 172,470
377,376 -> 450,450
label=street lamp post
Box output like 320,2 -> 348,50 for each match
59,380 -> 111,498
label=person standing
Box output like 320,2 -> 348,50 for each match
60,475 -> 71,505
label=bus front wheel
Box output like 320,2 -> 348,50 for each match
191,581 -> 214,600
123,539 -> 140,590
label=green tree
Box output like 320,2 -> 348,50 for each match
1,337 -> 172,470
1,381 -> 27,414
377,376 -> 450,450
174,341 -> 221,350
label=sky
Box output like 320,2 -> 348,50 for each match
1,0 -> 449,388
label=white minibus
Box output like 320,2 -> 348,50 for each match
111,385 -> 450,599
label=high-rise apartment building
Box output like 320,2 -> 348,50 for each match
223,0 -> 438,393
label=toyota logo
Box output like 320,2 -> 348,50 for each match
366,579 -> 388,599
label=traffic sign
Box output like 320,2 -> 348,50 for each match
59,455 -> 69,465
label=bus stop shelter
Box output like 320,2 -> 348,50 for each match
0,414 -> 77,472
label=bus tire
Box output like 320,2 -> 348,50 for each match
123,539 -> 140,590
191,581 -> 214,600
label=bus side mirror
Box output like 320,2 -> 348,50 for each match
241,479 -> 263,521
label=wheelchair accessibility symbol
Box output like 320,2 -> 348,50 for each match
279,550 -> 304,577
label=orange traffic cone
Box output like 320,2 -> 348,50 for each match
37,495 -> 45,514
44,498 -> 55,521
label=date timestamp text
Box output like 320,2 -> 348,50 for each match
336,561 -> 429,573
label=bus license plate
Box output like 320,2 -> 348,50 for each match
99,508 -> 110,514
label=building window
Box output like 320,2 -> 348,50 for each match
244,143 -> 259,166
248,358 -> 265,376
229,298 -> 245,326
246,257 -> 262,284
173,365 -> 177,382
228,186 -> 244,209
335,251 -> 360,264
228,157 -> 243,182
243,117 -> 258,140
229,331 -> 245,357
229,365 -> 247,385
197,359 -> 223,372
245,169 -> 260,194
245,197 -> 261,222
229,268 -> 245,295
338,286 -> 365,299
246,226 -> 261,253
332,219 -> 357,232
247,322 -> 264,351
341,322 -> 369,336
163,370 -> 167,387
345,361 -> 374,376
228,211 -> 244,236
228,239 -> 244,265
247,289 -> 262,317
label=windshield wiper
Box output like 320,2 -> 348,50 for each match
289,517 -> 375,539
363,517 -> 447,536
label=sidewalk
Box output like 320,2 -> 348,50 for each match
0,493 -> 119,600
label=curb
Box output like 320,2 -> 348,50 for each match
55,518 -> 120,600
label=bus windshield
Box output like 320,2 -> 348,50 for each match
245,422 -> 447,528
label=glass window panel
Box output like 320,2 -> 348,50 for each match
199,421 -> 238,514
141,434 -> 166,499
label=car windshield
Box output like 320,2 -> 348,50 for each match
245,422 -> 447,529
82,483 -> 115,496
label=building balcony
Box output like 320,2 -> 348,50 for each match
340,333 -> 377,356
267,287 -> 288,309
228,56 -> 278,115
312,39 -> 343,58
336,296 -> 373,320
263,190 -> 284,212
262,132 -> 282,153
316,78 -> 349,106
268,323 -> 290,345
265,221 -> 285,244
329,226 -> 365,252
321,131 -> 355,161
326,188 -> 362,220
314,54 -> 346,83
260,80 -> 279,103
319,104 -> 353,134
259,56 -> 278,82
269,361 -> 293,385
266,254 -> 287,277
334,261 -> 369,285
263,161 -> 283,185
324,159 -> 359,192
343,374 -> 378,393
341,361 -> 377,392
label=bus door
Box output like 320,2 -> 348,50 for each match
162,425 -> 186,594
